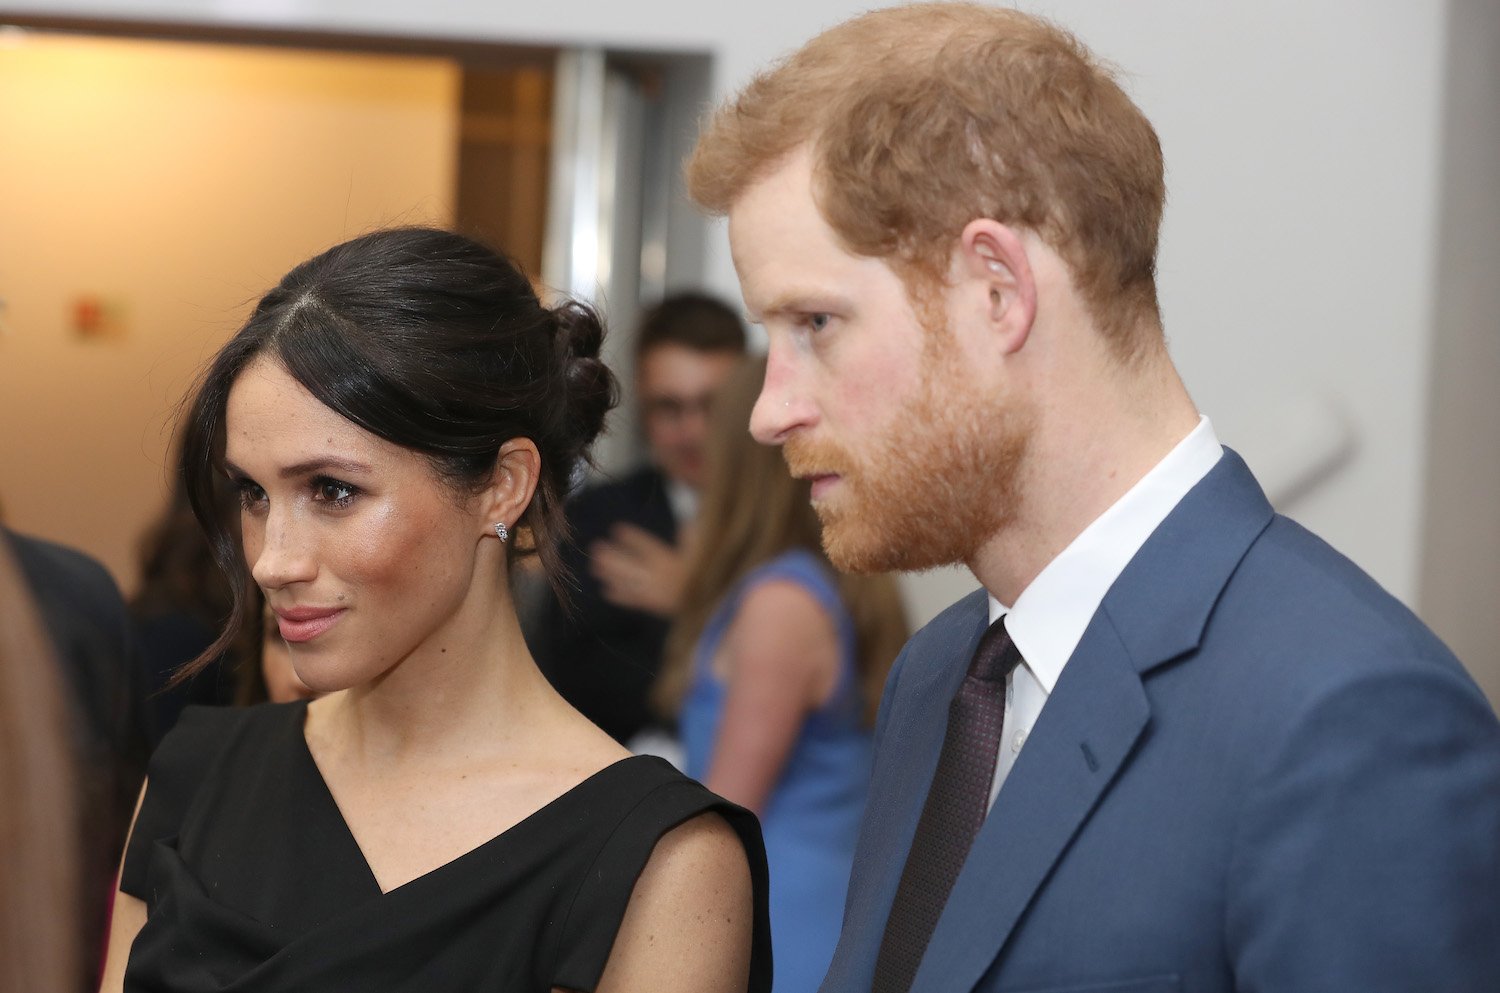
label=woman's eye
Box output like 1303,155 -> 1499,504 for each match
311,477 -> 358,508
237,480 -> 268,511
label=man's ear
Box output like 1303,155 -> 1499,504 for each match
480,438 -> 541,536
957,218 -> 1037,355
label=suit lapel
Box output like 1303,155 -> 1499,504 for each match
910,616 -> 1149,993
823,592 -> 990,992
907,449 -> 1274,993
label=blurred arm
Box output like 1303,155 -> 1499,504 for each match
704,579 -> 841,813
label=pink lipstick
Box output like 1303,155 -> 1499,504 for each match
276,606 -> 346,643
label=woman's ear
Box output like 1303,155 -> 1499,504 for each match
480,438 -> 541,536
957,218 -> 1037,355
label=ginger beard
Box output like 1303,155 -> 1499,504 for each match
785,335 -> 1033,574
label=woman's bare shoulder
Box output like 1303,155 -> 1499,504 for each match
593,812 -> 754,993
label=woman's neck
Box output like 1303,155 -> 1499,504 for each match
312,583 -> 554,768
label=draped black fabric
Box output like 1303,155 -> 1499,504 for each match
120,703 -> 771,992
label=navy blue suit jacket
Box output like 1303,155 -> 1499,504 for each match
821,451 -> 1500,993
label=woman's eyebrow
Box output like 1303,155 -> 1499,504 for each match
275,456 -> 374,479
222,456 -> 373,480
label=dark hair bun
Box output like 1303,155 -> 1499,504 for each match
551,299 -> 618,454
177,225 -> 619,661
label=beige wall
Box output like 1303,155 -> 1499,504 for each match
0,35 -> 459,591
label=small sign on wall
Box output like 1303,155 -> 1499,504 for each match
71,295 -> 128,341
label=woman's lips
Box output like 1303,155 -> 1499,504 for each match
276,607 -> 346,643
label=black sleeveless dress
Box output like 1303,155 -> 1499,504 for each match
119,703 -> 772,992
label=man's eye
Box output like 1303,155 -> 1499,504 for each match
807,313 -> 831,332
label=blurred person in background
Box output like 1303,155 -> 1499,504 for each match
130,473 -> 257,745
531,293 -> 747,747
2,521 -> 144,990
655,355 -> 908,993
0,535 -> 80,993
132,471 -> 308,718
99,227 -> 769,993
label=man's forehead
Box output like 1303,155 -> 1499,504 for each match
732,228 -> 901,326
730,206 -> 867,316
727,149 -> 819,255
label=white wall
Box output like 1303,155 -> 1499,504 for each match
6,2 -> 1489,689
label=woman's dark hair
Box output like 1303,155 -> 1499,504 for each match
132,467 -> 261,721
132,469 -> 235,627
176,226 -> 618,679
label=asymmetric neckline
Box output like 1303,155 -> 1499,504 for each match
291,699 -> 650,897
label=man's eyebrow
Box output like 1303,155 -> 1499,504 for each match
752,290 -> 855,322
222,456 -> 373,480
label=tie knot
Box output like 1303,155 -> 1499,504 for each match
969,616 -> 1023,683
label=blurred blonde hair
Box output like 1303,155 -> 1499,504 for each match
0,537 -> 79,993
687,2 -> 1166,354
656,356 -> 908,726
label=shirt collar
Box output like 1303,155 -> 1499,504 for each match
988,415 -> 1223,692
665,477 -> 698,525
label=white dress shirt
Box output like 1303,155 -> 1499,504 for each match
665,477 -> 698,527
986,416 -> 1224,809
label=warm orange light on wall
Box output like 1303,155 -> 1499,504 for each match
0,33 -> 459,587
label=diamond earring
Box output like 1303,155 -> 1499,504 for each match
493,522 -> 509,543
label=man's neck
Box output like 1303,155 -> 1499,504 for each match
968,358 -> 1201,605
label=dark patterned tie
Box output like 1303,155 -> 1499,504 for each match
871,616 -> 1024,993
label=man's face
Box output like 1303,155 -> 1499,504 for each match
637,343 -> 741,491
730,147 -> 1032,573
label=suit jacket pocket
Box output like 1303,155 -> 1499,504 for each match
1002,975 -> 1181,993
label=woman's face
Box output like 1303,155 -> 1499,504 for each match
224,357 -> 490,694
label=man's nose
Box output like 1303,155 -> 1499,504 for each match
749,348 -> 815,444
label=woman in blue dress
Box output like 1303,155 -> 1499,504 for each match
657,355 -> 909,993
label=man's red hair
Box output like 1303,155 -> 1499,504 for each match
687,2 -> 1167,353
